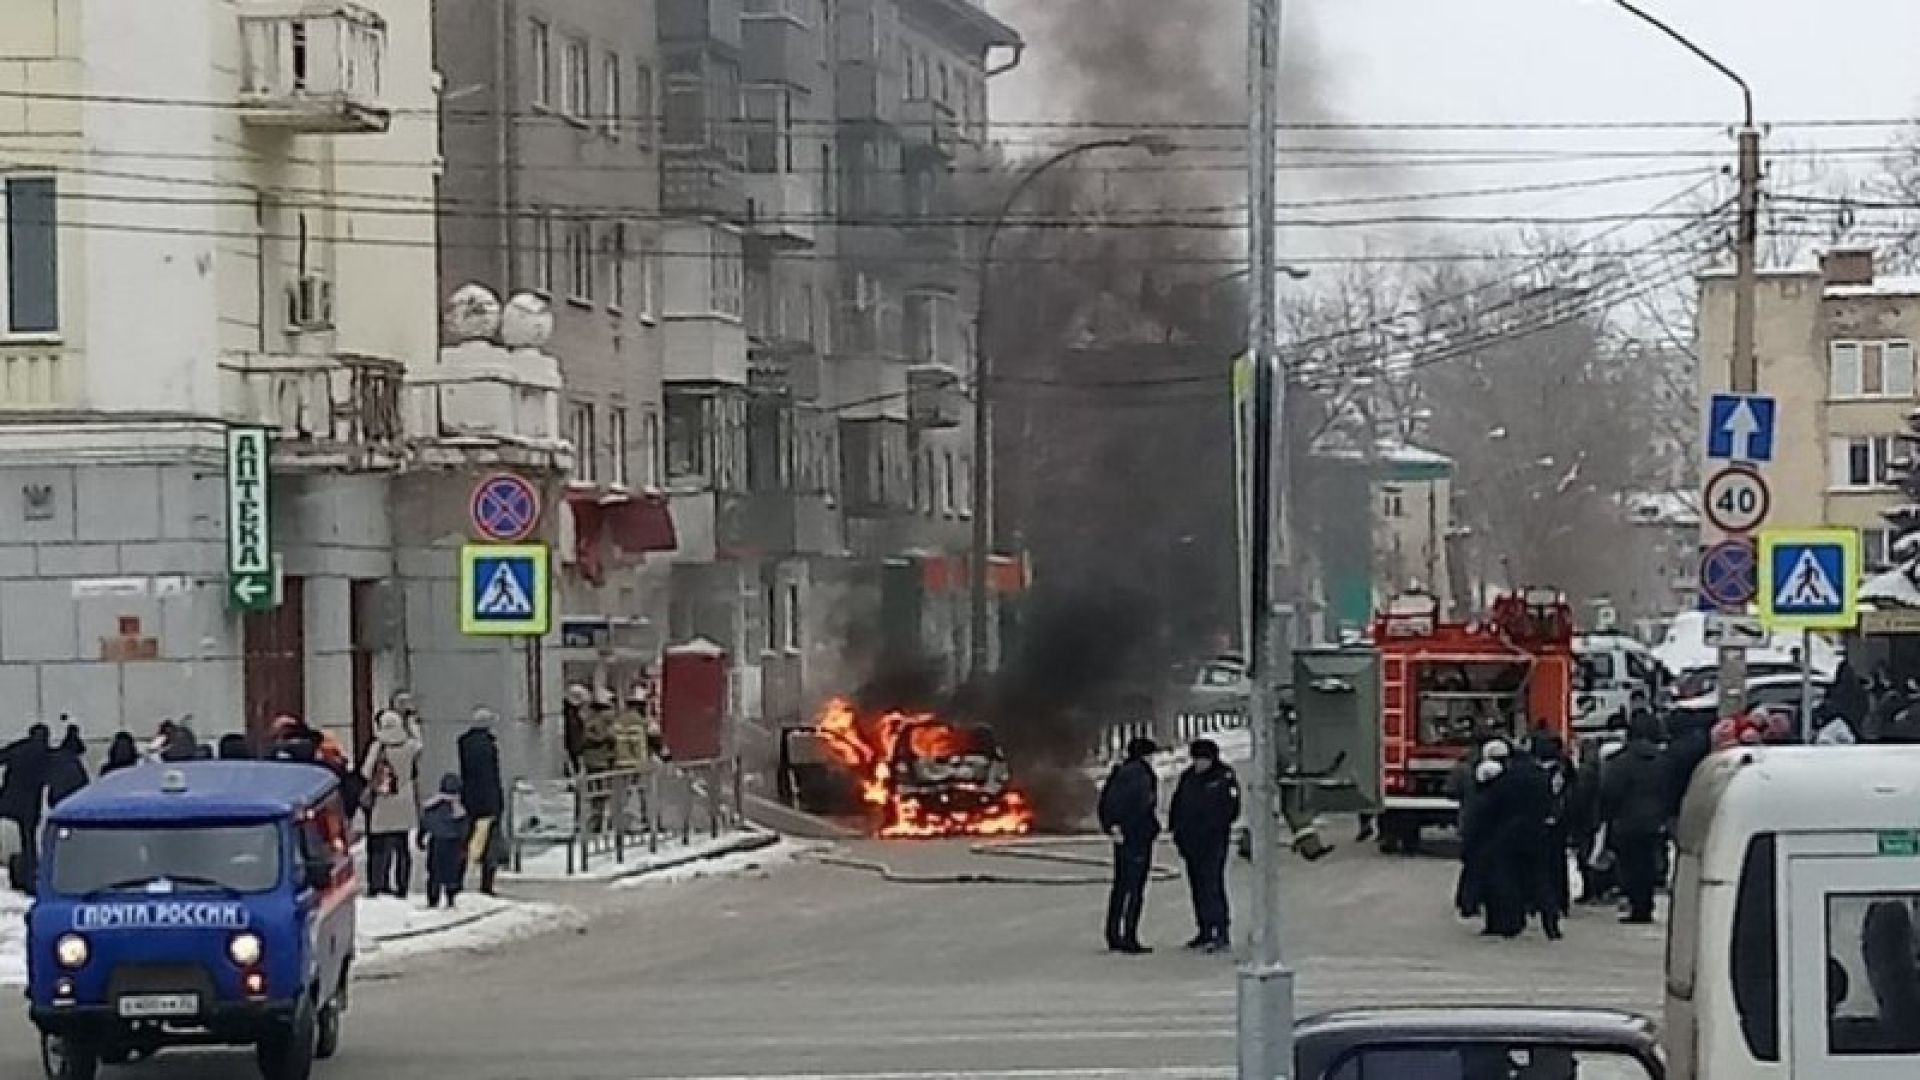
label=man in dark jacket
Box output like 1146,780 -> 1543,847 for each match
1097,736 -> 1160,954
1601,713 -> 1669,924
45,724 -> 89,808
457,707 -> 507,896
1531,732 -> 1574,922
1486,743 -> 1556,939
0,723 -> 53,891
1170,738 -> 1240,952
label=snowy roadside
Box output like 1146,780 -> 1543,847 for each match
503,827 -> 781,885
0,889 -> 25,988
611,837 -> 813,889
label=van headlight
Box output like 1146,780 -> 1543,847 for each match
54,934 -> 89,970
227,932 -> 263,968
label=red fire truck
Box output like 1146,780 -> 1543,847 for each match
1372,588 -> 1576,853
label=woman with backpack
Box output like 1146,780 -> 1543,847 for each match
360,709 -> 423,898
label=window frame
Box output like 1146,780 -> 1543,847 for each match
603,51 -> 623,138
634,63 -> 655,146
1829,435 -> 1898,491
561,36 -> 591,121
529,20 -> 553,109
566,218 -> 594,306
710,230 -> 743,319
608,406 -> 630,489
605,222 -> 628,313
3,174 -> 61,338
1830,339 -> 1917,400
569,401 -> 599,484
532,207 -> 557,297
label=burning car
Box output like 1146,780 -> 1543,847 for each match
781,698 -> 1033,838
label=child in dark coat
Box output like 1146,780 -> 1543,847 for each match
418,772 -> 470,908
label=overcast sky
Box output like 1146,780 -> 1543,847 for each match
988,0 -> 1920,259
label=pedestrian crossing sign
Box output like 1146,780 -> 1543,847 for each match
1757,529 -> 1859,631
459,544 -> 551,636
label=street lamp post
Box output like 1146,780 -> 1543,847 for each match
1603,0 -> 1761,721
967,133 -> 1175,681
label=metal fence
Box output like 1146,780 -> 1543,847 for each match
508,757 -> 745,877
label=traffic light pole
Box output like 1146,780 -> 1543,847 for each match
1237,0 -> 1294,1076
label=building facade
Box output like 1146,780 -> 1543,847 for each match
1698,248 -> 1915,573
0,1 -> 573,781
436,0 -> 677,713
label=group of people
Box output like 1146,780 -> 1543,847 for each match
561,682 -> 668,777
1097,736 -> 1241,955
0,694 -> 511,905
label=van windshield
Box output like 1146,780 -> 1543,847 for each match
50,823 -> 284,895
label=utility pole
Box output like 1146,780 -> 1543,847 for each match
1604,1 -> 1759,721
1239,0 -> 1293,1074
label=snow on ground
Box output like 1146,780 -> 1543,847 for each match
0,889 -> 25,987
355,893 -> 580,971
502,828 -> 779,884
611,837 -> 813,889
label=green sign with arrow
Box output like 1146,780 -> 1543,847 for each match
226,427 -> 277,613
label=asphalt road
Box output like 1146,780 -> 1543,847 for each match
1,836 -> 1664,1080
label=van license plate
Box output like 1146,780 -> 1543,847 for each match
117,994 -> 199,1018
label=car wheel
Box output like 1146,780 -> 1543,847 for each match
256,995 -> 318,1080
314,996 -> 342,1060
42,1034 -> 100,1080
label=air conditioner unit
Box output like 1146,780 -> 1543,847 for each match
287,276 -> 335,331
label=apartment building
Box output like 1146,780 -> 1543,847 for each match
436,0 -> 677,704
1698,248 -> 1916,573
0,1 -> 573,769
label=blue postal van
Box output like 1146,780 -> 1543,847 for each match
25,762 -> 357,1080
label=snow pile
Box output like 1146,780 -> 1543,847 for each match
1863,566 -> 1920,608
1656,610 -> 1839,676
611,837 -> 812,889
503,828 -> 779,884
355,893 -> 579,970
0,889 -> 26,987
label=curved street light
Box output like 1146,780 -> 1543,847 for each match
967,133 -> 1175,680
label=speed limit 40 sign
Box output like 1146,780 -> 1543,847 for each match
1705,464 -> 1770,534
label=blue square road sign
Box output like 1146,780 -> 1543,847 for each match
1758,529 -> 1858,631
1706,393 -> 1776,463
460,544 -> 551,636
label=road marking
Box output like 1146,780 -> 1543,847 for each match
645,1060 -> 1236,1068
643,1069 -> 1232,1080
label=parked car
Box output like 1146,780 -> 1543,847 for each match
1294,1006 -> 1665,1079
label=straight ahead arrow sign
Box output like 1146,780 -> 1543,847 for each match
1725,399 -> 1761,462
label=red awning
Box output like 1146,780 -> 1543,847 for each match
605,492 -> 677,555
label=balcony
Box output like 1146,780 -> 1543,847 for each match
748,346 -> 820,398
664,318 -> 749,386
660,0 -> 743,51
222,351 -> 404,470
405,339 -> 571,472
662,155 -> 747,222
900,98 -> 960,158
0,344 -> 77,410
908,364 -> 966,430
741,0 -> 814,85
744,173 -> 816,248
238,2 -> 390,134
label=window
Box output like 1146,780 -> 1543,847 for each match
938,64 -> 950,105
562,37 -> 590,119
529,20 -> 552,108
635,63 -> 655,144
1326,1047 -> 1656,1080
711,231 -> 743,318
5,176 -> 59,334
666,391 -> 748,491
50,824 -> 283,895
603,53 -> 623,137
1731,835 -> 1780,1061
784,582 -> 801,651
566,218 -> 593,303
1865,527 -> 1896,570
1830,436 -> 1897,489
605,223 -> 628,311
1382,487 -> 1406,519
532,208 -> 557,295
1831,340 -> 1917,398
744,86 -> 783,173
1828,891 -> 1920,1055
642,408 -> 663,487
763,578 -> 780,653
634,232 -> 656,319
664,71 -> 704,147
608,407 -> 630,488
569,402 -> 598,483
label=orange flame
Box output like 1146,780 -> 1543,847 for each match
811,696 -> 1034,838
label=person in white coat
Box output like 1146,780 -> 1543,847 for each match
361,709 -> 423,897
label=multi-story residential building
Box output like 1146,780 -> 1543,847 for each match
1698,248 -> 1915,573
0,1 -> 569,766
437,0 -> 677,706
828,0 -> 1018,687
